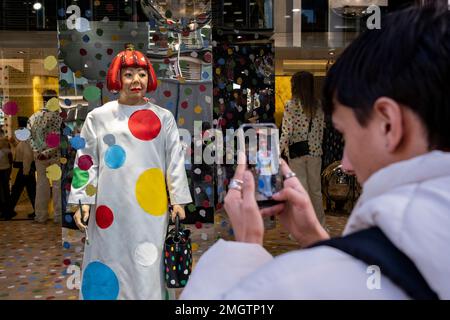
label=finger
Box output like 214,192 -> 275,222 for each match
261,203 -> 286,216
74,212 -> 86,232
242,170 -> 257,204
272,186 -> 308,206
234,151 -> 247,180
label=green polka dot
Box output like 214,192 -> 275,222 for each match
180,280 -> 186,286
179,61 -> 188,69
72,167 -> 89,189
124,6 -> 132,15
83,86 -> 101,101
171,256 -> 175,261
165,10 -> 172,18
184,88 -> 192,96
187,204 -> 196,212
138,43 -> 144,49
59,79 -> 68,87
96,29 -> 103,36
99,70 -> 106,77
95,53 -> 102,60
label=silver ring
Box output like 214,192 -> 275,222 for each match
229,178 -> 243,191
283,172 -> 297,180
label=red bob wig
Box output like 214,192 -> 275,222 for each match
106,44 -> 157,93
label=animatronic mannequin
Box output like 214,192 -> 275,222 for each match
69,45 -> 192,300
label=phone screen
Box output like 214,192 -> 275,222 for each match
237,123 -> 283,208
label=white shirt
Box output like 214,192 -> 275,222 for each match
181,151 -> 450,299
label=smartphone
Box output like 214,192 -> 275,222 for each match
237,123 -> 284,208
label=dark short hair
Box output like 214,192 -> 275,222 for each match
323,5 -> 450,150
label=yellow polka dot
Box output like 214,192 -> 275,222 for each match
192,243 -> 199,251
228,48 -> 233,55
194,105 -> 202,114
167,49 -> 173,56
215,68 -> 221,75
178,76 -> 186,84
60,39 -> 66,47
111,35 -> 120,41
75,70 -> 82,78
237,77 -> 243,85
46,164 -> 62,182
46,98 -> 60,112
135,168 -> 168,216
44,56 -> 58,71
86,184 -> 97,196
60,157 -> 67,164
178,117 -> 185,126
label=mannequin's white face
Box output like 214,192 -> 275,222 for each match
119,67 -> 148,105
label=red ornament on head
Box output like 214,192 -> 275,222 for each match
106,44 -> 157,93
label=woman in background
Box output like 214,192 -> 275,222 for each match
280,71 -> 325,226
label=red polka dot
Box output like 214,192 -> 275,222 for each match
181,101 -> 188,109
107,48 -> 113,55
61,66 -> 68,73
199,84 -> 206,92
202,200 -> 210,208
78,155 -> 93,171
63,259 -> 71,266
195,221 -> 203,229
204,175 -> 212,183
163,90 -> 171,97
45,133 -> 60,148
80,48 -> 87,56
163,58 -> 170,64
96,205 -> 114,229
128,110 -> 161,141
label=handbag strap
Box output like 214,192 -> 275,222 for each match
288,100 -> 313,146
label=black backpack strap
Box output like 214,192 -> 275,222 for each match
309,227 -> 439,300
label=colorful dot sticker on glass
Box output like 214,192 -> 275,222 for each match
105,145 -> 126,169
184,88 -> 192,96
78,155 -> 93,171
72,167 -> 89,189
2,101 -> 18,116
83,86 -> 101,102
194,105 -> 202,114
44,56 -> 58,71
46,164 -> 62,182
135,168 -> 167,216
45,97 -> 60,112
128,110 -> 161,141
96,205 -> 114,229
14,128 -> 30,141
46,129 -> 60,145
82,261 -> 119,300
70,136 -> 86,150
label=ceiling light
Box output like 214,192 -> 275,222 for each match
33,2 -> 42,10
17,50 -> 26,54
292,8 -> 300,12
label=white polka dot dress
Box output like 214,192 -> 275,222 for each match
68,101 -> 192,300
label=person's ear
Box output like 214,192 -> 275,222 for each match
373,97 -> 404,152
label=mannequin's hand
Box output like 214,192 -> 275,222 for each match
74,204 -> 90,232
171,204 -> 186,222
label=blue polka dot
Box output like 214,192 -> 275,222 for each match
63,241 -> 71,249
202,71 -> 209,80
70,136 -> 86,150
82,261 -> 119,300
58,8 -> 65,17
54,284 -> 64,289
64,98 -> 72,106
103,134 -> 116,146
148,18 -> 156,28
258,177 -> 265,189
82,35 -> 90,43
63,127 -> 72,136
65,214 -> 73,223
218,58 -> 225,65
205,187 -> 212,196
85,10 -> 92,18
218,82 -> 225,89
166,101 -> 174,110
105,145 -> 126,169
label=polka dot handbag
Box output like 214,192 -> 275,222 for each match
164,215 -> 192,288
